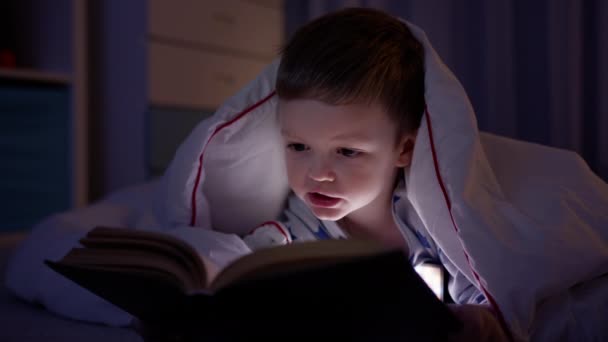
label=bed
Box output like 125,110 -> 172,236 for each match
0,232 -> 141,342
3,17 -> 608,340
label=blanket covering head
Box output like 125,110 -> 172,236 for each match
162,21 -> 608,340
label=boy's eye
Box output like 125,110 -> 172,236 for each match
338,148 -> 361,158
287,143 -> 309,152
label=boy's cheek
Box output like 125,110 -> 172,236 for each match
285,154 -> 313,172
284,161 -> 305,190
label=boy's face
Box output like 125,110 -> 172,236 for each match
278,99 -> 414,221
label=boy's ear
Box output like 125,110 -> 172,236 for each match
395,133 -> 416,167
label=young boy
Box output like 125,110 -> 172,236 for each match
240,7 -> 509,342
135,8 -> 508,342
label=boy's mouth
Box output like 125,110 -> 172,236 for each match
307,192 -> 342,208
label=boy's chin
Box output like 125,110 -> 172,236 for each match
309,207 -> 348,221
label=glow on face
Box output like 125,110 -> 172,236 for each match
278,99 -> 403,221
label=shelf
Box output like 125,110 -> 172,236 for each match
0,68 -> 71,85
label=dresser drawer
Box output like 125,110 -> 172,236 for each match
149,42 -> 268,109
0,83 -> 71,230
149,0 -> 283,59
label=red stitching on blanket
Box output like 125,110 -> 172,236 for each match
424,107 -> 514,341
248,221 -> 292,244
190,90 -> 277,226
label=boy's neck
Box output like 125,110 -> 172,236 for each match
340,198 -> 394,234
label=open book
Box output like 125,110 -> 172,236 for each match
46,226 -> 461,340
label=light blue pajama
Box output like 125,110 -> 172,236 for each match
243,181 -> 487,305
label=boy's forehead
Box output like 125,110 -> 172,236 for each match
278,99 -> 389,126
277,99 -> 397,143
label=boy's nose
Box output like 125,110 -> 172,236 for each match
308,159 -> 336,182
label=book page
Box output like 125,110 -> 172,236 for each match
163,226 -> 253,285
80,226 -> 255,288
63,247 -> 197,291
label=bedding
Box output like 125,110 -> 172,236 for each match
0,232 -> 141,342
4,20 -> 608,341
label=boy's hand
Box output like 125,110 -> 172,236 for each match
447,304 -> 509,342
